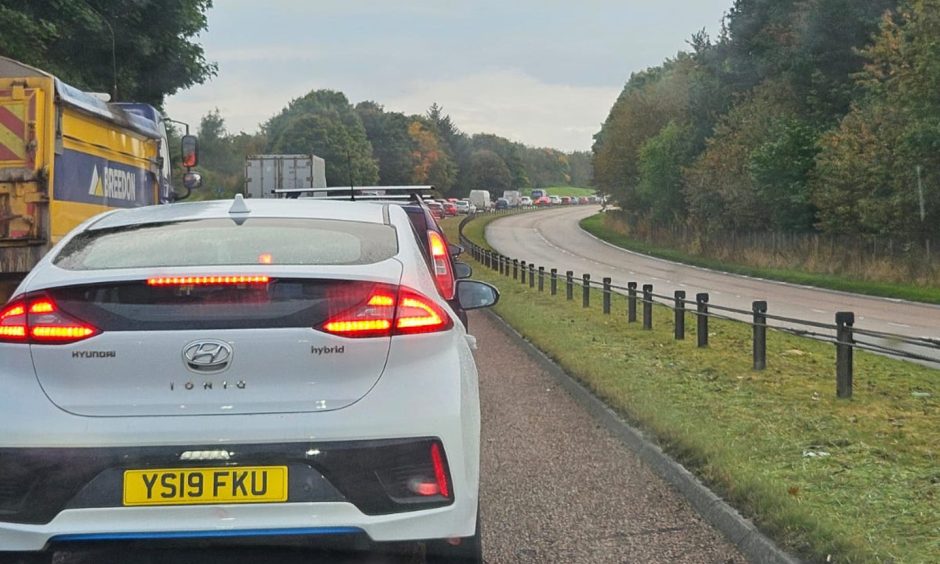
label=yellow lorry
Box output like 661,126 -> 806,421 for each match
0,57 -> 198,300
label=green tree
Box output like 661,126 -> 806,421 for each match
470,134 -> 529,189
355,101 -> 415,185
0,0 -> 216,106
567,151 -> 593,187
812,0 -> 940,238
408,119 -> 457,192
592,56 -> 693,208
684,81 -> 799,231
266,90 -> 378,186
466,150 -> 512,193
271,113 -> 378,187
636,121 -> 695,223
749,117 -> 819,231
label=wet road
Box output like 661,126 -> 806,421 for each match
486,206 -> 940,363
48,311 -> 743,563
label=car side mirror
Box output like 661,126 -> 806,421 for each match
454,261 -> 472,280
456,280 -> 499,310
448,243 -> 463,257
181,135 -> 199,168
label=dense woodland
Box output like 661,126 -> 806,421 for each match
593,0 -> 940,242
194,95 -> 593,198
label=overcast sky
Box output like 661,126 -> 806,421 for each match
164,1 -> 733,152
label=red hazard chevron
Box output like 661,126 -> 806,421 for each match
0,105 -> 24,135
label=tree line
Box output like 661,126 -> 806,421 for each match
196,92 -> 592,198
592,0 -> 940,242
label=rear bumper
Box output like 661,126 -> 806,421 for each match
0,499 -> 477,551
0,439 -> 451,525
0,330 -> 481,551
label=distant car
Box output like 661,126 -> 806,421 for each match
534,196 -> 551,207
455,200 -> 471,214
531,189 -> 546,199
447,198 -> 459,203
550,196 -> 562,205
519,196 -> 532,207
561,196 -> 572,205
495,198 -> 510,210
426,201 -> 444,219
579,197 -> 590,205
442,202 -> 458,217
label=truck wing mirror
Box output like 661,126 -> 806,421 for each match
182,171 -> 202,190
181,135 -> 198,168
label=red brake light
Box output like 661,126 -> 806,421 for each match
0,301 -> 27,340
322,291 -> 396,337
0,294 -> 99,344
427,230 -> 455,300
147,275 -> 270,286
319,286 -> 452,338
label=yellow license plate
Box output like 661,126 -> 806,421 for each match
123,466 -> 288,506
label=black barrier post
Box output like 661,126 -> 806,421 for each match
752,301 -> 768,371
499,256 -> 505,276
550,269 -> 558,296
674,291 -> 686,340
513,259 -> 518,280
566,271 -> 574,301
642,284 -> 653,330
538,267 -> 545,292
836,312 -> 854,398
520,261 -> 527,284
696,293 -> 709,347
602,278 -> 612,315
529,264 -> 535,288
582,274 -> 591,308
627,282 -> 638,323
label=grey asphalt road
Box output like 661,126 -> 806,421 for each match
486,206 -> 940,363
46,310 -> 743,564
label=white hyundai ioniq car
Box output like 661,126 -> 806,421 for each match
0,196 -> 496,562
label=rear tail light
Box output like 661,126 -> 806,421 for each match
319,285 -> 453,338
0,294 -> 99,344
427,230 -> 455,300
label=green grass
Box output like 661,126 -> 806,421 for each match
581,214 -> 940,305
443,216 -> 940,564
522,186 -> 597,198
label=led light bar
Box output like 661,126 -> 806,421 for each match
147,275 -> 271,286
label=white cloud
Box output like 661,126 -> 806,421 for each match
382,70 -> 620,152
213,46 -> 323,64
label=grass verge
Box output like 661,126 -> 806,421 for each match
443,216 -> 940,564
580,214 -> 940,305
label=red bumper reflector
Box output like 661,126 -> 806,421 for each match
430,443 -> 450,498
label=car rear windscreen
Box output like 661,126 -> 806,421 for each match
53,218 -> 398,270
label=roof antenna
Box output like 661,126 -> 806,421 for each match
229,193 -> 251,215
346,150 -> 355,202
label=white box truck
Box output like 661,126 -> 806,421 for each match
502,190 -> 521,207
469,189 -> 491,211
245,154 -> 326,198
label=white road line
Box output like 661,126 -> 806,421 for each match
889,322 -> 911,329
